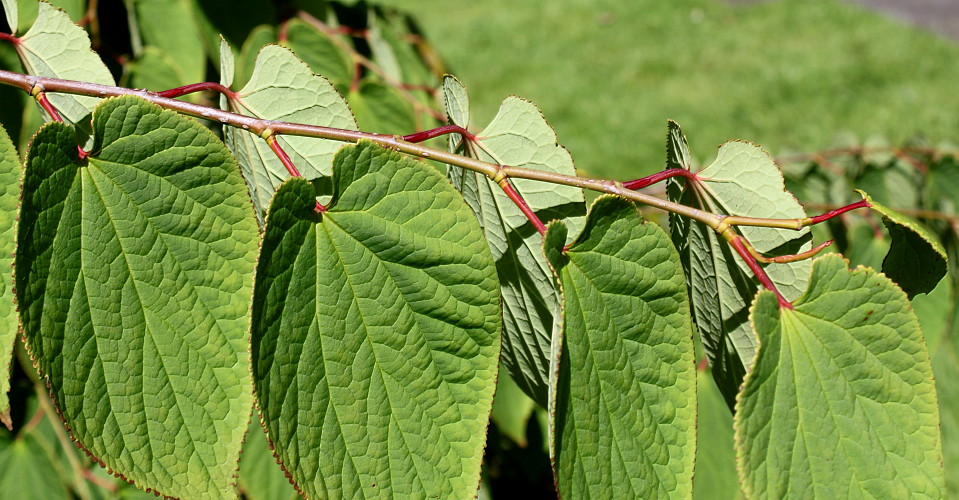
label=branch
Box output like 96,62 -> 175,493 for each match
1,70 -> 873,306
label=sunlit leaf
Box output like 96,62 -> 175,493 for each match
15,1 -> 113,139
547,196 -> 696,498
16,96 -> 258,498
221,43 -> 357,224
736,254 -> 944,498
2,0 -> 16,35
252,141 -> 500,499
443,74 -> 585,407
667,122 -> 811,407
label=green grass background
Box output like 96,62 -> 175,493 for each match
385,0 -> 959,180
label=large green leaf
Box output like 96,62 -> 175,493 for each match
16,96 -> 259,498
0,125 -> 17,429
736,254 -> 943,498
546,196 -> 696,498
251,141 -> 500,499
443,75 -> 585,407
133,0 -> 205,86
220,43 -> 357,224
15,1 -> 113,139
667,122 -> 811,407
856,190 -> 948,298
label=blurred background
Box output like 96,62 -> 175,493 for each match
0,0 -> 957,498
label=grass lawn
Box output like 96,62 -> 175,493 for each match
385,0 -> 959,180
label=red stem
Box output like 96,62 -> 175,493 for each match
402,125 -> 475,144
499,177 -> 546,235
0,32 -> 18,45
36,93 -> 63,122
804,199 -> 871,225
727,234 -> 792,309
156,82 -> 236,100
266,134 -> 326,213
266,135 -> 302,178
623,168 -> 698,190
36,92 -> 87,159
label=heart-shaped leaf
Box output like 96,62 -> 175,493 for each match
16,96 -> 258,498
443,75 -> 585,407
546,196 -> 696,498
736,254 -> 944,498
667,121 -> 811,407
252,141 -> 500,499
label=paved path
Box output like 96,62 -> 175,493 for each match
844,0 -> 959,39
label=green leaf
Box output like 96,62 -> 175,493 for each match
218,35 -> 233,88
15,1 -> 114,139
693,369 -> 742,500
910,275 -> 951,351
347,79 -> 415,134
133,0 -> 205,85
736,254 -> 944,498
234,24 -> 275,89
0,432 -> 71,500
857,189 -> 948,298
443,75 -> 585,407
489,366 -> 536,447
282,18 -> 353,90
668,124 -> 811,407
125,47 -> 185,96
238,421 -> 299,500
546,196 -> 696,499
933,333 -> 959,498
0,125 -> 18,429
2,0 -> 16,35
251,141 -> 500,499
222,44 -> 357,224
16,96 -> 259,498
